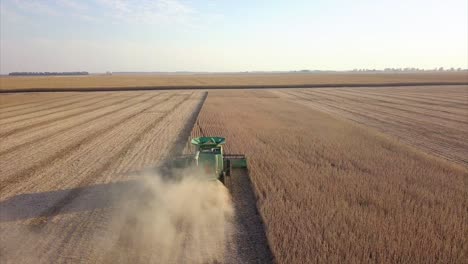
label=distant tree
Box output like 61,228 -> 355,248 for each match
9,71 -> 89,76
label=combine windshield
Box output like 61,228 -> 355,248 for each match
200,148 -> 221,154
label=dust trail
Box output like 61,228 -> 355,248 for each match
0,171 -> 234,263
105,169 -> 235,264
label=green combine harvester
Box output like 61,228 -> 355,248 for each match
173,137 -> 247,184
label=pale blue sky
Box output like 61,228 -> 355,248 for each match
1,0 -> 467,73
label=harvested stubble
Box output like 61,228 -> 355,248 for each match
0,91 -> 223,263
1,72 -> 467,91
193,90 -> 468,264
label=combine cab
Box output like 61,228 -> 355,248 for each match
172,137 -> 247,184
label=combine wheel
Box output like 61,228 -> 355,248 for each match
223,171 -> 231,189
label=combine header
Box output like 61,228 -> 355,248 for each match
173,137 -> 247,185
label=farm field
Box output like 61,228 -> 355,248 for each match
276,85 -> 468,166
193,88 -> 467,263
0,91 -> 251,263
1,86 -> 467,263
1,72 -> 467,91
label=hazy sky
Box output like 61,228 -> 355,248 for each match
1,0 -> 467,73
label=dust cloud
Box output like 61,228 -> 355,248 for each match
0,168 -> 235,263
106,169 -> 235,263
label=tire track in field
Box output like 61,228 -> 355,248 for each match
0,94 -> 88,113
399,90 -> 468,98
0,93 -> 111,121
0,93 -> 74,110
338,89 -> 468,116
305,90 -> 468,126
28,93 -> 193,229
0,93 -> 157,156
330,89 -> 468,119
287,91 -> 433,136
295,90 -> 466,140
285,91 -> 468,165
0,94 -> 119,126
0,93 -> 176,192
353,89 -> 468,108
392,91 -> 468,101
0,94 -> 134,136
0,93 -> 95,118
352,88 -> 468,102
370,90 -> 468,104
0,93 -> 149,138
297,90 -> 467,134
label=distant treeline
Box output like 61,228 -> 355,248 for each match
9,72 -> 89,76
352,67 -> 467,72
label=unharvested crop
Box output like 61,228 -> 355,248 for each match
193,89 -> 467,263
277,85 -> 468,166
